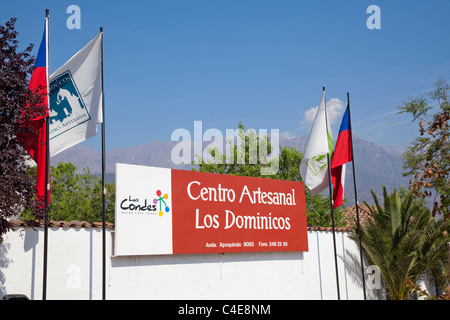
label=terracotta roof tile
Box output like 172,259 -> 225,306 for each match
9,212 -> 371,233
340,204 -> 373,229
7,219 -> 114,229
306,225 -> 353,232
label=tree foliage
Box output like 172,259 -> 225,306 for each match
0,18 -> 47,243
21,162 -> 115,223
399,77 -> 450,220
194,121 -> 276,177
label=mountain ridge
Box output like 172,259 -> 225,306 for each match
52,135 -> 409,203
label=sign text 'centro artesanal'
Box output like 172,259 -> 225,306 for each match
114,163 -> 308,256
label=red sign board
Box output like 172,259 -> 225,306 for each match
171,169 -> 308,254
115,164 -> 308,256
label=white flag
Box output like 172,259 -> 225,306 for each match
49,33 -> 102,157
300,90 -> 333,196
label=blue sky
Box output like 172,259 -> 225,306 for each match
3,0 -> 450,151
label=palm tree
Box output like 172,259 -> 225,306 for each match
350,186 -> 449,300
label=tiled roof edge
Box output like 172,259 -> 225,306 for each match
8,219 -> 352,232
7,219 -> 114,229
307,226 -> 354,232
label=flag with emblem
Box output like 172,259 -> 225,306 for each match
300,89 -> 333,196
49,33 -> 102,156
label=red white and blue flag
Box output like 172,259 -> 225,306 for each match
25,22 -> 49,204
28,27 -> 48,109
330,105 -> 352,208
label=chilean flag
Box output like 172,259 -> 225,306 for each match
330,105 -> 352,208
25,23 -> 50,205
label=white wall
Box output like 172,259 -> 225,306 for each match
0,226 -> 382,300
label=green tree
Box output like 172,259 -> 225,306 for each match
0,18 -> 47,243
350,186 -> 450,299
21,162 -> 115,222
195,121 -> 276,177
194,122 -> 345,227
398,77 -> 450,221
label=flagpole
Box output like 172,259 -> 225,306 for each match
42,8 -> 50,301
347,92 -> 366,300
100,26 -> 107,300
43,8 -> 50,300
323,87 -> 340,300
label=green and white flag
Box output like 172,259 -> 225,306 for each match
300,90 -> 333,196
48,33 -> 102,157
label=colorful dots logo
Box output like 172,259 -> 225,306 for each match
153,190 -> 170,217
